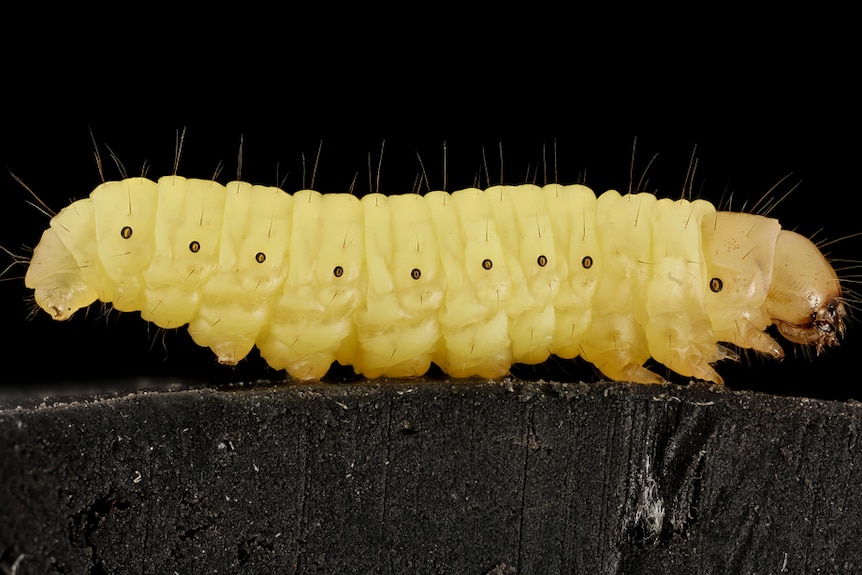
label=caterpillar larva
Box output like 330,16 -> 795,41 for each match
24,175 -> 845,385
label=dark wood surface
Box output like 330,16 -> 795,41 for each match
2,379 -> 860,574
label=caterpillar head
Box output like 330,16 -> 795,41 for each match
25,228 -> 97,320
766,230 -> 846,353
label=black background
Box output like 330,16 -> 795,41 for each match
0,10 -> 858,399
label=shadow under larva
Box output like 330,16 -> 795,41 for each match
21,157 -> 847,387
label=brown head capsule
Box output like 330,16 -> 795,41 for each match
766,230 -> 846,353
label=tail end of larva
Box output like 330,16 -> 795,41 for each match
24,228 -> 97,321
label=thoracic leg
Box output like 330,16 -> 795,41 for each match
719,320 -> 785,360
580,314 -> 663,384
645,317 -> 731,384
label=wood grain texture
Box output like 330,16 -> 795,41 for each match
1,380 -> 859,574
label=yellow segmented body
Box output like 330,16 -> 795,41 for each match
25,176 -> 845,384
